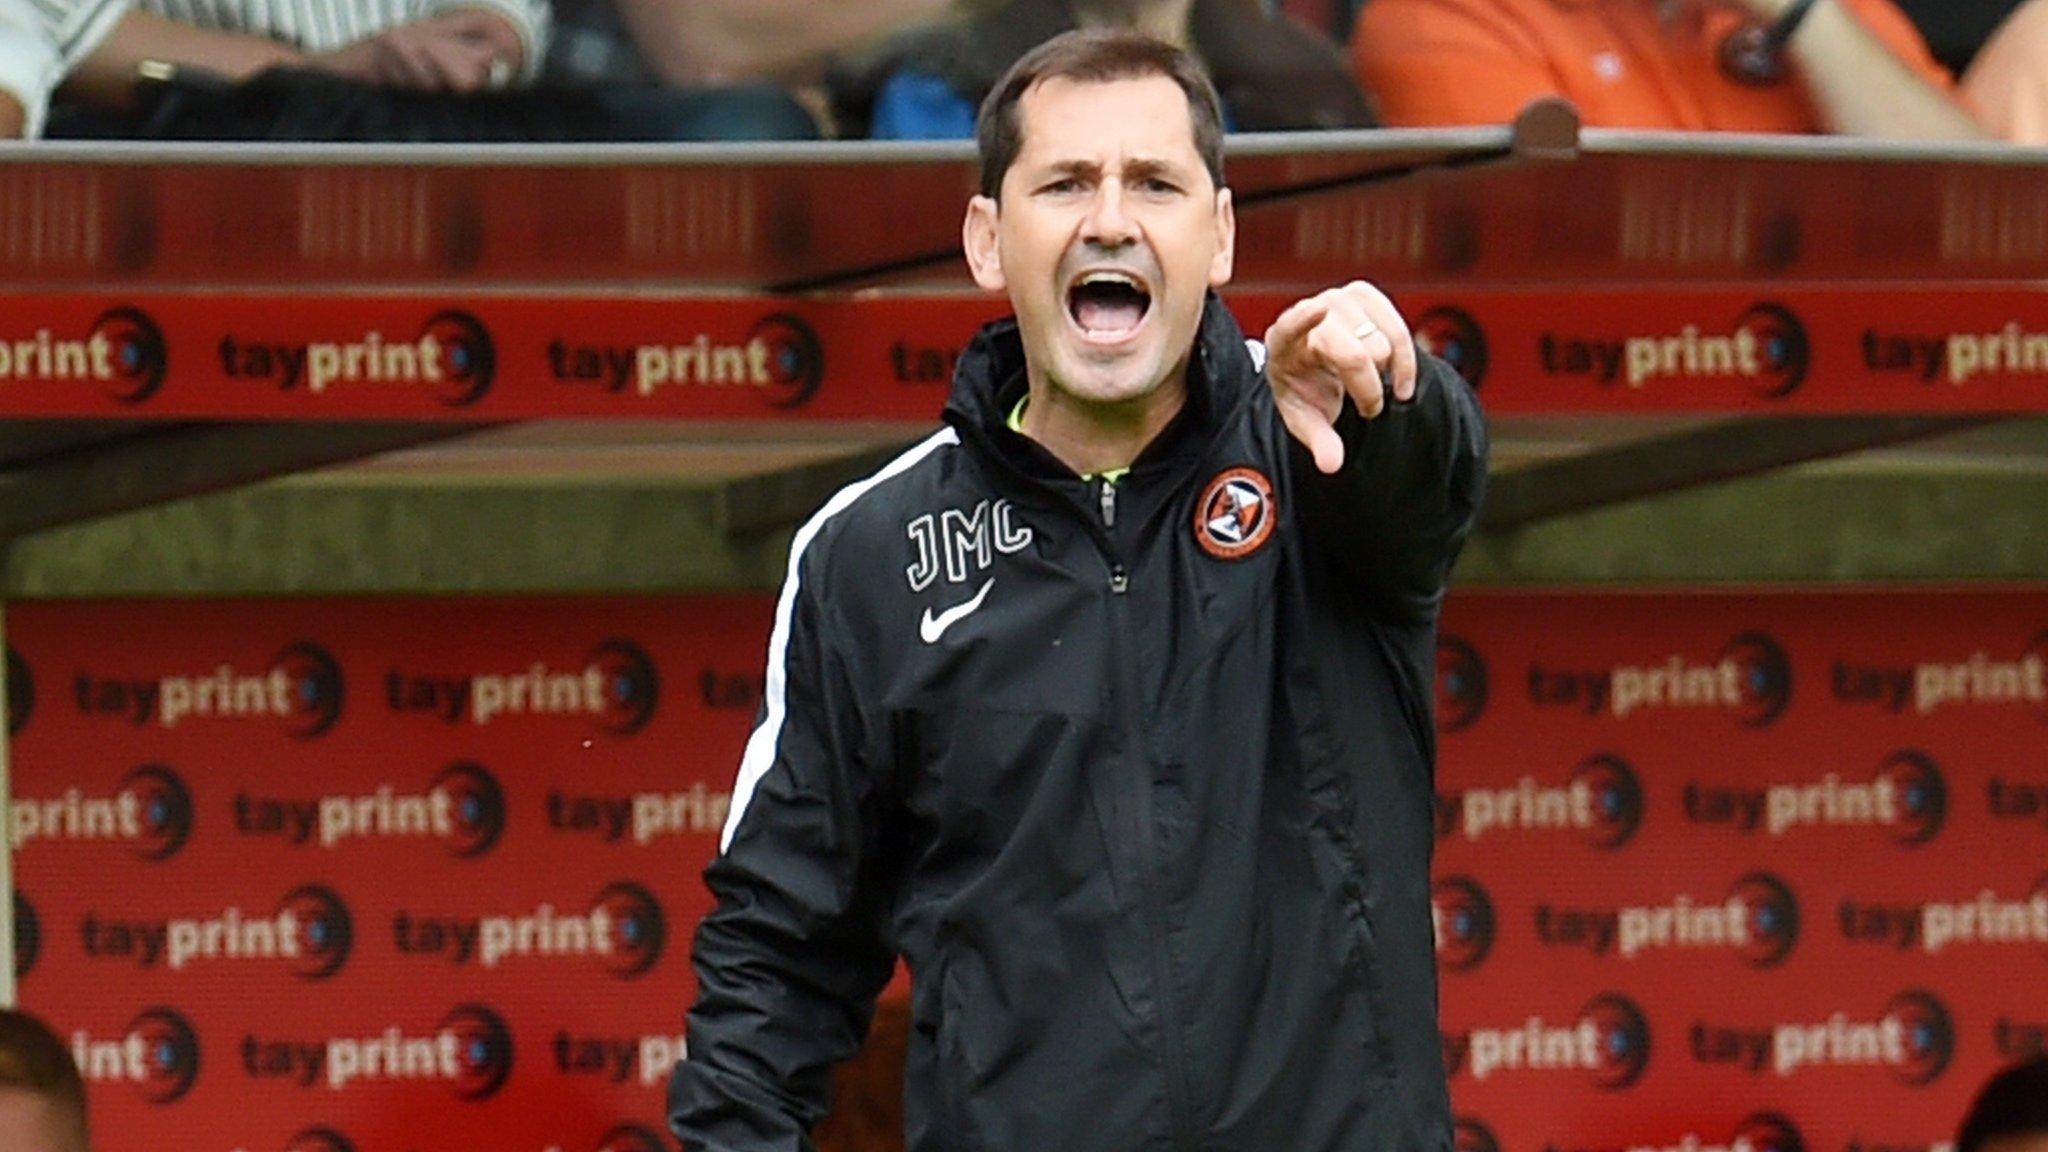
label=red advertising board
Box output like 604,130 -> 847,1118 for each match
8,589 -> 2046,1151
0,289 -> 2045,420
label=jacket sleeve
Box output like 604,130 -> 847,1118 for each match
1288,350 -> 1488,623
670,547 -> 899,1152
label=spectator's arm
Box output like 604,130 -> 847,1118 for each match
616,0 -> 952,85
0,89 -> 22,134
1961,0 -> 2048,143
1348,0 -> 1570,127
1741,0 -> 1988,139
63,9 -> 300,108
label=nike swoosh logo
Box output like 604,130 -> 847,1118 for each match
919,578 -> 994,644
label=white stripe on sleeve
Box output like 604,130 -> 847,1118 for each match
719,428 -> 959,854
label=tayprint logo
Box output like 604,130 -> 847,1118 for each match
72,1007 -> 202,1104
1433,875 -> 1497,972
1682,749 -> 1947,845
281,885 -> 355,978
1436,634 -> 1488,732
548,312 -> 824,407
385,639 -> 660,735
7,644 -> 33,735
1733,1112 -> 1808,1152
441,1004 -> 517,1100
218,310 -> 495,406
1453,1117 -> 1502,1152
1444,992 -> 1651,1089
1886,991 -> 1957,1086
1863,322 -> 2048,387
1194,467 -> 1278,560
1416,306 -> 1489,387
1538,302 -> 1807,397
1838,877 -> 2048,955
1688,989 -> 1954,1084
1878,750 -> 1949,845
233,760 -> 506,859
72,641 -> 345,738
0,308 -> 168,403
1991,775 -> 2048,826
393,881 -> 666,978
920,579 -> 992,644
242,1003 -> 514,1099
14,892 -> 37,978
1534,871 -> 1799,966
547,783 -> 729,844
1615,1114 -> 1808,1152
283,1127 -> 357,1152
1528,632 -> 1793,727
1833,634 -> 2048,716
1438,752 -> 1643,848
80,883 -> 354,979
10,763 -> 194,860
906,498 -> 1033,590
551,1031 -> 688,1087
1997,1015 -> 2048,1061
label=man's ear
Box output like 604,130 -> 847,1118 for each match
1209,186 -> 1236,287
963,194 -> 1008,292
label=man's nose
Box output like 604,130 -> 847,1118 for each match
1080,181 -> 1137,245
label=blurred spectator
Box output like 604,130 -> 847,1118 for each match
841,0 -> 1373,138
64,0 -> 548,106
1964,0 -> 2048,141
19,0 -> 823,139
602,0 -> 964,87
1956,1055 -> 2048,1152
1351,0 -> 1987,139
0,1008 -> 88,1152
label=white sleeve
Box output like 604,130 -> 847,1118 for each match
421,0 -> 550,82
0,0 -> 129,138
0,0 -> 61,135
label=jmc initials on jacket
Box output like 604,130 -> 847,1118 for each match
671,297 -> 1489,1152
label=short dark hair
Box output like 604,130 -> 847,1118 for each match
0,1009 -> 87,1150
1958,1056 -> 2048,1152
974,29 -> 1226,200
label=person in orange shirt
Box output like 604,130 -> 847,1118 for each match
1351,0 -> 1987,138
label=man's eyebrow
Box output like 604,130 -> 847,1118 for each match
1031,158 -> 1103,180
1026,156 -> 1193,181
1123,158 -> 1187,181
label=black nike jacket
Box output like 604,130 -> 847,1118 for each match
671,295 -> 1489,1152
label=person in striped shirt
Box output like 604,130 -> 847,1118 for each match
0,0 -> 546,135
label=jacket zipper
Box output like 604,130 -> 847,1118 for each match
1098,480 -> 1129,593
1097,476 -> 1194,1151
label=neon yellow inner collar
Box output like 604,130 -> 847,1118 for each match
1008,395 -> 1130,484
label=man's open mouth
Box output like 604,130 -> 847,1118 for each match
1067,271 -> 1152,339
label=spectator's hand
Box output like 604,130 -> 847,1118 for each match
0,90 -> 25,138
310,10 -> 522,92
1265,280 -> 1417,475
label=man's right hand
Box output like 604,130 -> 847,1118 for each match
309,10 -> 520,92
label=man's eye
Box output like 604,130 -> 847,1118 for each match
1140,178 -> 1180,194
1042,178 -> 1083,194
